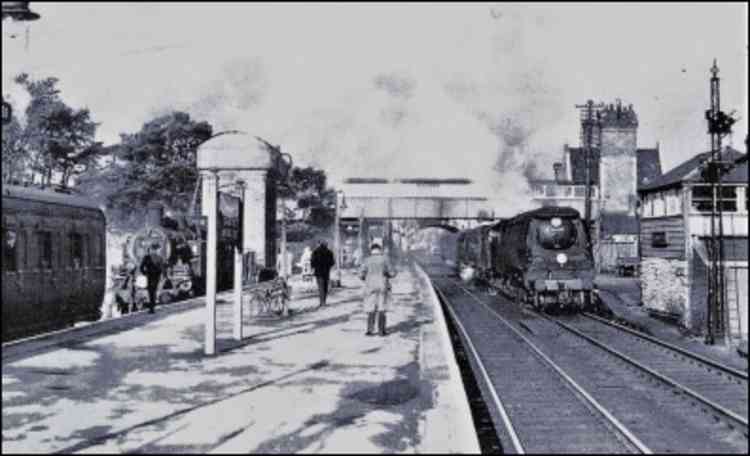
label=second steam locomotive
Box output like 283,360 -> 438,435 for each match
456,206 -> 595,311
112,202 -> 239,313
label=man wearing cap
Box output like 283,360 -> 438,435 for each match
359,242 -> 397,336
139,242 -> 165,314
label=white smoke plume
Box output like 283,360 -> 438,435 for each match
151,4 -> 568,218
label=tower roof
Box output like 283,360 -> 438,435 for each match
599,100 -> 638,129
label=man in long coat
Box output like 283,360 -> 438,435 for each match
359,242 -> 397,336
310,240 -> 335,306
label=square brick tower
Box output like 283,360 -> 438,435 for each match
595,100 -> 640,271
599,100 -> 639,215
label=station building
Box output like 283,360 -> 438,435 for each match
531,101 -> 662,273
638,148 -> 748,347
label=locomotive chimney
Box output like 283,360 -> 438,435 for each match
146,204 -> 164,227
553,162 -> 564,183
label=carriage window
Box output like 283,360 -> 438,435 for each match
3,229 -> 18,272
38,231 -> 53,269
70,233 -> 83,269
93,235 -> 103,267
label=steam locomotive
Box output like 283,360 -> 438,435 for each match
456,206 -> 595,311
112,205 -> 238,312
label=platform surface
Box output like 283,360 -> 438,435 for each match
2,268 -> 478,454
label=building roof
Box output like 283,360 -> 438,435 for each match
3,185 -> 104,212
600,213 -> 639,237
566,146 -> 661,189
567,146 -> 601,186
639,147 -> 746,192
637,148 -> 663,187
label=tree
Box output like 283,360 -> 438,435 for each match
78,111 -> 213,229
1,73 -> 104,187
43,104 -> 104,188
1,117 -> 29,185
279,166 -> 336,220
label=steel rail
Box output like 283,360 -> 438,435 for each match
451,281 -> 651,454
582,311 -> 748,381
433,284 -> 526,454
538,311 -> 749,433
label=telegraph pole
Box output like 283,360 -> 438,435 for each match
703,60 -> 736,345
575,100 -> 604,248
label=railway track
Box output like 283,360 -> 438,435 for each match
561,312 -> 748,432
424,266 -> 748,454
432,277 -> 645,454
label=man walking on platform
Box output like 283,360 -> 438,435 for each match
139,242 -> 165,314
311,240 -> 335,307
359,241 -> 397,336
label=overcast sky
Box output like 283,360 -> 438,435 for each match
2,2 -> 747,202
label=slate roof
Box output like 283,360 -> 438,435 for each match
639,147 -> 746,192
636,148 -> 663,187
3,185 -> 104,212
567,147 -> 600,185
566,146 -> 661,189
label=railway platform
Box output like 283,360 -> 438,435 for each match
2,267 -> 479,454
595,274 -> 748,370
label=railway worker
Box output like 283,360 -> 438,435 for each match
310,240 -> 335,307
359,242 -> 397,336
139,242 -> 165,314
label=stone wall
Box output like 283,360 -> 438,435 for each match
688,252 -> 709,333
641,257 -> 689,323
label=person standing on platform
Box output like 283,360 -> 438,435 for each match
359,242 -> 397,336
311,240 -> 335,307
139,242 -> 165,314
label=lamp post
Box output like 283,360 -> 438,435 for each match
333,190 -> 346,288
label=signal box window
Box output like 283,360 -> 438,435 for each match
692,185 -> 738,213
70,233 -> 83,269
38,231 -> 53,269
3,229 -> 18,272
652,232 -> 668,248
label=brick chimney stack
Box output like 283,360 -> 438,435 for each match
553,162 -> 564,183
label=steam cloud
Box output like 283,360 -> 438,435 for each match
164,5 -> 569,217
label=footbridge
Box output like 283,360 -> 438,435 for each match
338,178 -> 500,220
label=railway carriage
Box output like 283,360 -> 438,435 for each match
2,185 -> 106,342
456,224 -> 497,281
